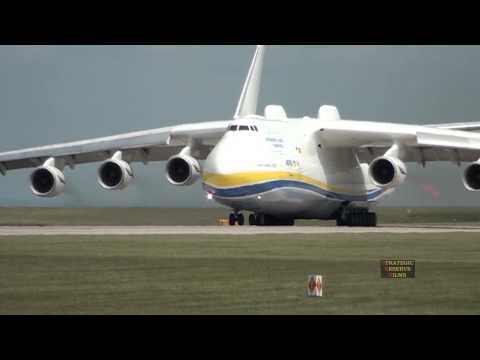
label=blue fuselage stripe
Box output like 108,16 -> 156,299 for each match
203,180 -> 385,202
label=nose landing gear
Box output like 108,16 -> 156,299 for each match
228,212 -> 295,226
249,213 -> 295,226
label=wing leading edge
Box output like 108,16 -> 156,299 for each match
314,119 -> 480,165
0,121 -> 231,174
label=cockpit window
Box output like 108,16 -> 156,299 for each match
229,125 -> 258,132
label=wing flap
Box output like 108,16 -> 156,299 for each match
426,122 -> 480,132
416,131 -> 480,150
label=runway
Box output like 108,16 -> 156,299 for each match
1,225 -> 480,236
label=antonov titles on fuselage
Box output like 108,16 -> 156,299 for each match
2,46 -> 480,227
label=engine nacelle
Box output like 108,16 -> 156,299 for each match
98,159 -> 133,190
463,162 -> 480,191
368,156 -> 407,189
30,165 -> 65,198
166,154 -> 201,186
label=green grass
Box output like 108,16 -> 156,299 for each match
0,208 -> 226,226
1,233 -> 480,314
1,207 -> 480,226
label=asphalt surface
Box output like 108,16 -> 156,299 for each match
1,225 -> 480,236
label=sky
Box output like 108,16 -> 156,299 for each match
1,45 -> 480,208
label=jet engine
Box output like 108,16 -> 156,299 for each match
98,158 -> 133,190
30,165 -> 65,197
368,156 -> 407,189
166,154 -> 201,186
462,162 -> 480,191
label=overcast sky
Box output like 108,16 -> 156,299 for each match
1,45 -> 480,208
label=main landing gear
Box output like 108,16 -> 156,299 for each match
228,212 -> 295,226
336,207 -> 377,227
229,212 -> 244,226
250,213 -> 295,226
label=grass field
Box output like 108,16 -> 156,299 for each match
1,233 -> 480,314
1,207 -> 480,226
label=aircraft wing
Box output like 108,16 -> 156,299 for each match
0,120 -> 230,174
314,119 -> 480,165
425,122 -> 480,132
0,44 -> 265,175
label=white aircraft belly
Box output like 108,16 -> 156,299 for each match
205,186 -> 341,219
203,181 -> 387,218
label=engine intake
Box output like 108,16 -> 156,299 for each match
98,159 -> 133,190
463,162 -> 480,191
368,156 -> 407,189
166,154 -> 201,186
30,165 -> 65,197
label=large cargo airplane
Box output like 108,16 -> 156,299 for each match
2,45 -> 480,227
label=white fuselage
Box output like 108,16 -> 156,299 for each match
202,117 -> 389,220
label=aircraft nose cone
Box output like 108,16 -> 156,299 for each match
204,135 -> 245,175
205,148 -> 239,176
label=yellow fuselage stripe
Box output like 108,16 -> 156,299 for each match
202,171 -> 349,194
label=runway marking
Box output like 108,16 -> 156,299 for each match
1,225 -> 480,236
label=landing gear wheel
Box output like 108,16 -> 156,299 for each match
346,214 -> 354,227
251,214 -> 295,226
360,212 -> 367,227
237,213 -> 245,226
337,208 -> 377,227
229,213 -> 236,226
255,213 -> 265,226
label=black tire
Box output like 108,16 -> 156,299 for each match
358,213 -> 366,227
336,217 -> 345,226
255,213 -> 265,226
368,213 -> 377,227
249,214 -> 256,226
264,215 -> 275,226
360,212 -> 367,227
347,214 -> 354,227
229,213 -> 236,226
237,213 -> 245,226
